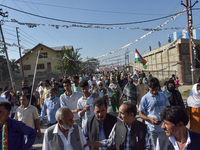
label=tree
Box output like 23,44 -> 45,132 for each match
10,59 -> 19,72
55,46 -> 83,75
0,55 -> 9,81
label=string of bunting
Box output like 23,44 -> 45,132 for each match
82,20 -> 169,61
146,29 -> 188,65
2,19 -> 192,31
0,40 -> 25,49
80,8 -> 187,61
1,8 -> 186,63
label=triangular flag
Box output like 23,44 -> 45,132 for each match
135,49 -> 147,69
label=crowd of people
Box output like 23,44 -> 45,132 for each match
0,71 -> 200,150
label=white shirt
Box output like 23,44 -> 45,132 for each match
0,96 -> 7,101
14,105 -> 39,129
38,85 -> 44,99
42,124 -> 90,150
77,94 -> 94,128
156,130 -> 191,150
98,89 -> 112,98
60,91 -> 83,120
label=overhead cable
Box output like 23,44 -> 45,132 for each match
0,4 -> 189,26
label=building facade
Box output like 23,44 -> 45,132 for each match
16,43 -> 73,78
133,39 -> 200,84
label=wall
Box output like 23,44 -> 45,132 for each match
133,38 -> 200,84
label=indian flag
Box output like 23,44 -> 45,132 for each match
133,69 -> 140,77
102,67 -> 107,74
135,49 -> 147,69
111,64 -> 118,73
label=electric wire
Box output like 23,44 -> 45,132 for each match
19,28 -> 40,43
26,0 -> 80,47
0,4 -> 190,26
11,1 -> 64,46
19,32 -> 40,44
13,0 -> 169,16
20,37 -> 37,46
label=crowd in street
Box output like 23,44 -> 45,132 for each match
1,71 -> 200,150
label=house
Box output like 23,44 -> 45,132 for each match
16,43 -> 73,78
133,38 -> 200,84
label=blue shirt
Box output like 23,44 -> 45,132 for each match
138,91 -> 170,132
83,119 -> 106,150
40,97 -> 60,124
0,118 -> 36,150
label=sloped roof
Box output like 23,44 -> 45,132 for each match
16,43 -> 73,63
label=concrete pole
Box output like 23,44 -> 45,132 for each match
0,24 -> 15,92
16,27 -> 25,79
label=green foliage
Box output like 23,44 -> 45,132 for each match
181,89 -> 190,98
10,59 -> 19,71
0,55 -> 9,80
55,46 -> 83,75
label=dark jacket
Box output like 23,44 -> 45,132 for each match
115,120 -> 147,150
87,114 -> 117,150
158,130 -> 200,150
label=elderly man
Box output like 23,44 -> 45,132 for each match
139,77 -> 170,149
0,101 -> 36,150
156,106 -> 200,150
42,107 -> 89,150
83,97 -> 118,150
85,102 -> 151,150
93,81 -> 111,104
120,76 -> 137,105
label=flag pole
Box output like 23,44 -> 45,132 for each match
30,51 -> 40,105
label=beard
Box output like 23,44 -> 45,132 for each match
95,115 -> 105,121
62,122 -> 72,130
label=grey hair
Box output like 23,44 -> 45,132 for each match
55,106 -> 71,121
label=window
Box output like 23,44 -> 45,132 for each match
37,64 -> 44,69
24,65 -> 31,70
39,52 -> 47,58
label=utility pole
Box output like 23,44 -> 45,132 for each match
181,0 -> 198,84
16,27 -> 24,79
0,10 -> 15,92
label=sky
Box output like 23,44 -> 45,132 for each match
1,0 -> 200,66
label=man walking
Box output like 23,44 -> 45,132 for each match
71,75 -> 82,92
42,80 -> 51,105
0,101 -> 36,150
42,107 -> 89,150
121,76 -> 137,105
14,94 -> 42,139
83,97 -> 118,150
139,77 -> 170,149
77,80 -> 94,128
60,79 -> 83,126
85,102 -> 151,150
40,88 -> 60,126
156,106 -> 200,150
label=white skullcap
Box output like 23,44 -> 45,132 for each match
97,81 -> 102,85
